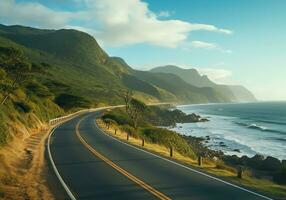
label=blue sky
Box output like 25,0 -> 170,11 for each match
0,0 -> 285,100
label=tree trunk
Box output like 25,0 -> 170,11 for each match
0,76 -> 18,107
0,94 -> 9,106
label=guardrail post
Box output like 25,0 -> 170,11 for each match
170,146 -> 173,157
237,166 -> 243,179
142,138 -> 145,147
198,156 -> 203,166
127,133 -> 129,141
114,129 -> 117,135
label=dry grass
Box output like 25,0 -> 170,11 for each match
97,119 -> 286,200
0,119 -> 55,200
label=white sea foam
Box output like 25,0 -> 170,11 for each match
172,102 -> 286,160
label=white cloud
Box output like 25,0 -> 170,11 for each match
0,0 -> 75,28
188,40 -> 232,53
85,0 -> 232,47
191,41 -> 217,49
0,0 -> 233,48
196,68 -> 233,83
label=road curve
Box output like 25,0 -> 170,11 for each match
49,110 -> 272,200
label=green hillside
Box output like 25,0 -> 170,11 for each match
0,24 -> 231,105
133,70 -> 229,103
151,65 -> 256,102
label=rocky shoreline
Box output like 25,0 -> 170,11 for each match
181,126 -> 286,185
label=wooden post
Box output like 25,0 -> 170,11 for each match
170,146 -> 173,157
142,138 -> 145,147
114,129 -> 117,135
237,166 -> 243,179
127,133 -> 129,141
198,156 -> 203,166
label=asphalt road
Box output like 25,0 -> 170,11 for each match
49,111 -> 272,200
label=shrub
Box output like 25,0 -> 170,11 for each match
140,127 -> 196,159
55,93 -> 91,110
102,109 -> 131,125
25,81 -> 53,98
120,124 -> 137,138
13,101 -> 32,113
0,187 -> 4,198
274,166 -> 286,184
0,112 -> 8,145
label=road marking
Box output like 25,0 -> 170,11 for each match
93,119 -> 272,200
48,123 -> 77,200
76,117 -> 171,200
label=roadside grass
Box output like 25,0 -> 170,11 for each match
0,187 -> 4,199
97,119 -> 286,200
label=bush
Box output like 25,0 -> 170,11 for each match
0,187 -> 4,198
274,167 -> 286,184
25,81 -> 53,98
263,156 -> 282,171
140,127 -> 196,159
103,118 -> 117,125
120,124 -> 137,138
55,93 -> 91,110
13,101 -> 32,113
102,109 -> 131,125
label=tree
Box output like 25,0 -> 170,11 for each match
0,47 -> 32,106
114,89 -> 133,112
128,98 -> 146,129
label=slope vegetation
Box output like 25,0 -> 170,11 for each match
151,65 -> 256,102
0,24 -> 234,106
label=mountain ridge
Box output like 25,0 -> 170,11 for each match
0,24 -> 255,106
150,65 -> 256,102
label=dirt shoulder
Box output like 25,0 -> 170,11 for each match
0,123 -> 58,200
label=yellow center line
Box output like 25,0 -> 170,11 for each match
75,117 -> 172,200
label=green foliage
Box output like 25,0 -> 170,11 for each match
55,93 -> 91,110
0,24 -> 237,105
0,45 -> 64,146
102,111 -> 130,125
25,81 -> 53,98
274,166 -> 286,184
122,74 -> 160,98
127,98 -> 147,128
0,111 -> 8,145
0,47 -> 31,79
0,186 -> 4,198
102,107 -> 197,159
103,118 -> 117,126
13,101 -> 32,113
120,124 -> 137,137
140,127 -> 196,158
0,47 -> 33,106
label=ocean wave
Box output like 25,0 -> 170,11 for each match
247,123 -> 267,131
235,122 -> 286,134
258,120 -> 286,126
272,137 -> 286,142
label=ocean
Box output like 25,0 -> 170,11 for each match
170,102 -> 286,160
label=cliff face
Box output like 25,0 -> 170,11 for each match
150,65 -> 256,102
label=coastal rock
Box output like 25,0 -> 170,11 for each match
233,149 -> 241,153
263,156 -> 281,171
188,113 -> 209,122
219,142 -> 226,147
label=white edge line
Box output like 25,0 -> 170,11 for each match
47,106 -> 123,200
48,124 -> 77,200
93,119 -> 272,200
